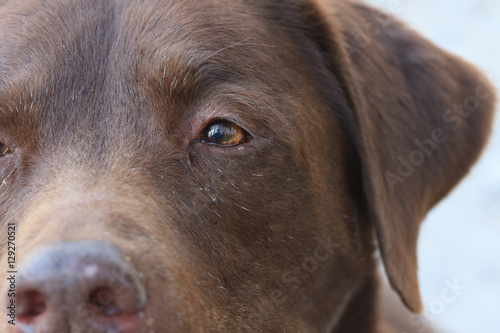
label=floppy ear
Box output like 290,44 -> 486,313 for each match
308,0 -> 497,312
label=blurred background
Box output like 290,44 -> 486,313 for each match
364,0 -> 500,332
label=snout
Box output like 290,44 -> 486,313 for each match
6,241 -> 147,333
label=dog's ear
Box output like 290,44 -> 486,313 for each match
305,0 -> 496,312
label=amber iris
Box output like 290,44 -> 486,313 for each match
0,142 -> 8,156
202,120 -> 249,146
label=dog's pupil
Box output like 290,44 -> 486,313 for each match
207,121 -> 234,143
212,127 -> 223,140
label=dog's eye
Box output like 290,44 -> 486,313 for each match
201,120 -> 250,146
0,142 -> 9,156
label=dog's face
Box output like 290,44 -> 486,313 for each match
0,0 -> 495,332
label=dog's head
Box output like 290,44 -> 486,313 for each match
0,0 -> 495,332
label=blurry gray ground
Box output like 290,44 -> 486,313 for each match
363,0 -> 500,332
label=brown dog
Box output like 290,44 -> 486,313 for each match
0,0 -> 496,332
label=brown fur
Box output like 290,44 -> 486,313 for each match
0,0 -> 496,332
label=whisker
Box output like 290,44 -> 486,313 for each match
203,38 -> 275,61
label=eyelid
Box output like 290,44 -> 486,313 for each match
200,115 -> 252,134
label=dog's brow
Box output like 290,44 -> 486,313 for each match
142,50 -> 233,100
0,89 -> 35,120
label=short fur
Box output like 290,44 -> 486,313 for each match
0,0 -> 496,332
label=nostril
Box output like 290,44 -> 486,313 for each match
89,287 -> 121,316
17,290 -> 47,323
86,284 -> 143,330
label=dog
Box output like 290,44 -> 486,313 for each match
0,0 -> 496,332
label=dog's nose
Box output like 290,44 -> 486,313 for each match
9,241 -> 146,333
